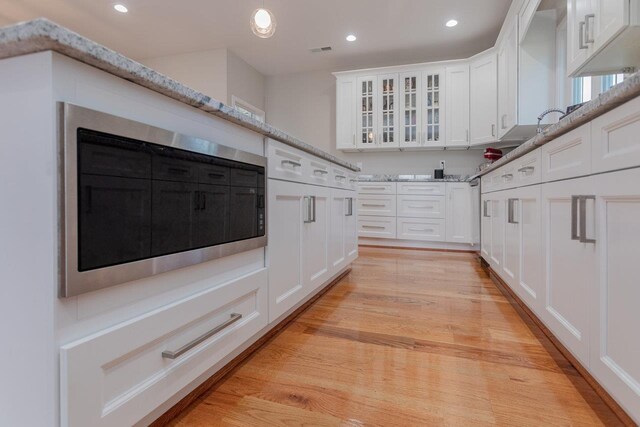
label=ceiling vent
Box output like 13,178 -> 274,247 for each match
310,46 -> 332,53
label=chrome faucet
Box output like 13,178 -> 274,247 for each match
537,108 -> 565,134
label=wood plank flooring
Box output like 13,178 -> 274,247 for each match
166,247 -> 624,426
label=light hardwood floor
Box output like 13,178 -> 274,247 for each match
167,247 -> 624,426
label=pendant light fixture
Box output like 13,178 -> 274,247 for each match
251,1 -> 276,38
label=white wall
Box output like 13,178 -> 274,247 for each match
140,49 -> 228,103
227,51 -> 266,112
266,70 -> 485,177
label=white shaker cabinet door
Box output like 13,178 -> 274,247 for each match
541,176 -> 596,366
336,76 -> 357,150
303,185 -> 331,295
268,179 -> 306,322
345,192 -> 358,263
591,168 -> 640,425
515,185 -> 543,313
470,51 -> 498,145
481,194 -> 492,261
445,64 -> 470,148
490,192 -> 505,272
446,183 -> 471,244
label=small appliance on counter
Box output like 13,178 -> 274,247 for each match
483,147 -> 503,163
434,169 -> 444,179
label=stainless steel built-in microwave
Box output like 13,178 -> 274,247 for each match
59,103 -> 267,298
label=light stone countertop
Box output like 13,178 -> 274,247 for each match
0,18 -> 360,172
476,70 -> 640,177
357,174 -> 473,182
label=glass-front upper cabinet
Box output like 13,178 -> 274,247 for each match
422,67 -> 446,148
356,76 -> 377,149
399,72 -> 422,148
377,73 -> 399,148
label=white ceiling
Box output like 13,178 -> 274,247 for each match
0,0 -> 512,76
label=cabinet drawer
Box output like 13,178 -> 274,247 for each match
357,182 -> 396,194
305,158 -> 330,187
347,172 -> 359,191
397,182 -> 445,195
330,166 -> 350,189
515,148 -> 541,187
592,96 -> 640,174
60,269 -> 268,427
153,156 -> 199,183
497,164 -> 517,191
358,215 -> 396,239
357,195 -> 396,216
542,124 -> 591,182
268,140 -> 306,183
397,217 -> 446,242
397,195 -> 445,218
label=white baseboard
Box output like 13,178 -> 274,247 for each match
359,237 -> 479,252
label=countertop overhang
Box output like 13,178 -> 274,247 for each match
0,18 -> 360,172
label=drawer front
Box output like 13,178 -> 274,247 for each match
515,148 -> 541,187
60,269 -> 268,427
357,182 -> 397,195
268,140 -> 306,183
357,195 -> 396,216
397,217 -> 446,242
490,171 -> 504,192
397,195 -> 446,218
542,124 -> 591,182
498,164 -> 517,190
358,215 -> 396,239
592,96 -> 640,174
330,166 -> 350,189
481,173 -> 493,194
397,182 -> 445,196
305,157 -> 330,187
347,172 -> 359,191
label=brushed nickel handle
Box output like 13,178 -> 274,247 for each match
571,195 -> 580,241
508,198 -> 519,224
162,313 -> 242,359
282,159 -> 302,168
502,173 -> 514,180
466,129 -> 469,142
303,196 -> 316,223
362,203 -> 386,207
409,228 -> 434,232
362,225 -> 385,229
352,133 -> 356,147
491,124 -> 496,137
518,166 -> 535,173
335,175 -> 347,180
361,186 -> 387,191
585,14 -> 595,44
408,205 -> 433,209
501,114 -> 508,129
579,21 -> 588,50
579,195 -> 596,244
345,198 -> 354,216
314,169 -> 329,175
483,200 -> 491,218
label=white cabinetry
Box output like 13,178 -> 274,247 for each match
446,183 -> 472,243
445,64 -> 470,148
421,67 -> 446,148
302,185 -> 331,294
336,76 -> 357,150
399,72 -> 422,148
355,74 -> 399,150
356,75 -> 378,149
498,16 -> 518,140
329,188 -> 357,272
567,0 -> 640,76
470,50 -> 498,145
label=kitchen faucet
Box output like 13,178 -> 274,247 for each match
537,108 -> 565,134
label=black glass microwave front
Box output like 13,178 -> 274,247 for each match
77,128 -> 265,272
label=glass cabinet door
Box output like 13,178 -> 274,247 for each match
400,73 -> 421,147
423,69 -> 445,146
377,73 -> 399,147
357,76 -> 376,148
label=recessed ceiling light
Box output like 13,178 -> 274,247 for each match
346,34 -> 357,42
446,19 -> 458,27
113,4 -> 128,13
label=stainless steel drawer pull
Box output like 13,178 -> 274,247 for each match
408,205 -> 433,209
502,173 -> 513,180
162,313 -> 242,360
579,195 -> 596,244
362,187 -> 387,190
335,175 -> 347,180
362,203 -> 386,207
362,225 -> 385,229
314,169 -> 329,175
409,228 -> 433,232
281,159 -> 302,168
518,166 -> 535,173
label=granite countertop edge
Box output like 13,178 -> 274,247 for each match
0,18 -> 360,172
476,69 -> 640,177
357,175 -> 473,183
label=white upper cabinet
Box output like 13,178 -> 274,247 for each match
336,76 -> 357,150
356,75 -> 378,149
399,72 -> 422,148
422,67 -> 446,148
470,50 -> 498,146
497,16 -> 519,140
567,0 -> 640,76
445,64 -> 470,149
377,73 -> 400,149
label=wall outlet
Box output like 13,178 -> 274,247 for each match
439,160 -> 446,170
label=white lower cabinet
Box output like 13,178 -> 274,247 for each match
541,176 -> 596,366
591,168 -> 640,423
481,194 -> 492,260
446,183 -> 471,243
489,192 -> 504,272
268,180 -> 331,322
329,188 -> 357,272
60,269 -> 268,427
